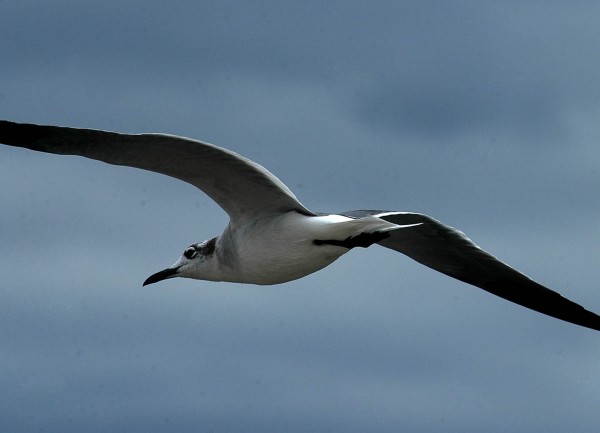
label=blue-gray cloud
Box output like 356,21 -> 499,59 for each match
2,1 -> 600,432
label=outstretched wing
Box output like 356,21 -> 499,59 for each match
0,121 -> 313,226
342,210 -> 600,331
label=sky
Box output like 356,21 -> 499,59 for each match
1,1 -> 600,432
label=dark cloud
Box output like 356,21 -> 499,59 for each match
1,1 -> 600,432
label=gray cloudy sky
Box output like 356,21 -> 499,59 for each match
2,1 -> 600,432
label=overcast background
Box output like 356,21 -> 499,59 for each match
2,1 -> 600,432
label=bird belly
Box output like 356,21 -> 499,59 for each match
222,213 -> 354,285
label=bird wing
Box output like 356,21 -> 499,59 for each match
342,210 -> 600,331
0,121 -> 313,225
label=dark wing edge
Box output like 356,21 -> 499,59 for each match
346,210 -> 600,331
0,121 -> 314,223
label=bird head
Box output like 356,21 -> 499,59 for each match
143,237 -> 218,286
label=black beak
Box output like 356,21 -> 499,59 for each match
143,266 -> 180,286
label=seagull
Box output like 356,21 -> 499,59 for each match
1,120 -> 599,331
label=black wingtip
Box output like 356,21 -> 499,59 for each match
0,120 -> 51,150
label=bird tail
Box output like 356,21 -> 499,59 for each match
313,214 -> 421,240
350,215 -> 421,235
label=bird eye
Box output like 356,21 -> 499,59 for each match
184,247 -> 196,259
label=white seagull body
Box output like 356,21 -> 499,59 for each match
1,120 -> 599,331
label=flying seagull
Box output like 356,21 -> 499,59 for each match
1,120 -> 599,331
